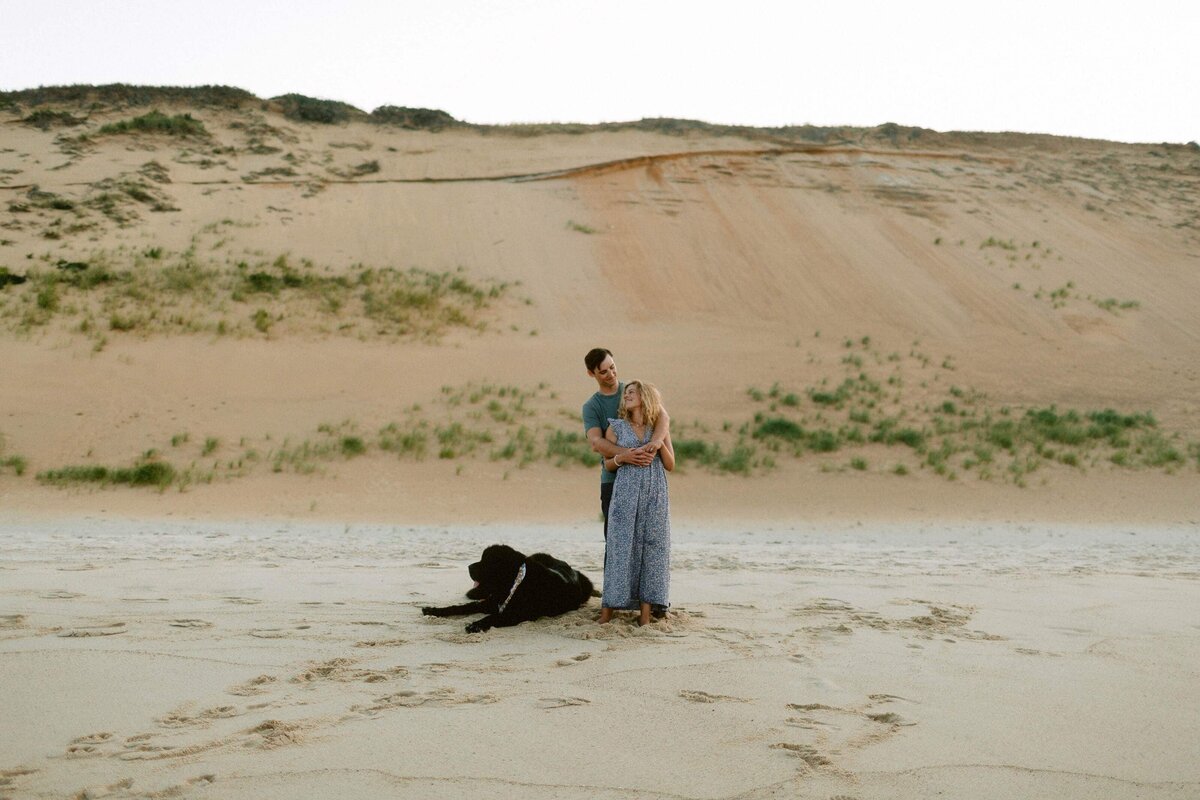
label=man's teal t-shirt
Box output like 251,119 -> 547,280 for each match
582,382 -> 623,485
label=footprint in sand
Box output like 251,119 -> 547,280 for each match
248,628 -> 289,639
119,736 -> 231,761
537,697 -> 590,709
353,687 -> 499,714
169,618 -> 213,628
222,596 -> 262,605
0,767 -> 38,791
71,777 -> 133,797
58,621 -> 127,638
770,743 -> 832,770
227,674 -> 278,696
775,695 -> 917,772
158,706 -> 240,729
0,614 -> 25,629
40,590 -> 83,600
554,652 -> 592,666
66,732 -> 114,757
355,637 -> 408,648
1015,646 -> 1063,657
679,689 -> 749,704
290,657 -> 407,684
248,719 -> 308,749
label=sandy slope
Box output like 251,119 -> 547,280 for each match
1,97 -> 1198,522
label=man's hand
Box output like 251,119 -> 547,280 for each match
621,446 -> 655,467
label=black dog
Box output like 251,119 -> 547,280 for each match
422,544 -> 594,633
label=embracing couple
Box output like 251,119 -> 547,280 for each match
581,348 -> 675,627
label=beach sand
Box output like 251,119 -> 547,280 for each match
2,515 -> 1199,799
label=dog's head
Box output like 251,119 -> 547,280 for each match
468,544 -> 525,595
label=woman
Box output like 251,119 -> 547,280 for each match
599,380 -> 675,626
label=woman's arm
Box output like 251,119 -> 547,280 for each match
604,427 -> 621,472
659,432 -> 675,472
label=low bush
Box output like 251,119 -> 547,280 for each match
97,110 -> 208,138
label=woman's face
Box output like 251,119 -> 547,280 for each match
623,384 -> 641,411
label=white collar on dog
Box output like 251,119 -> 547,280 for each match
498,562 -> 527,613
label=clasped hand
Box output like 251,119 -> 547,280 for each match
621,442 -> 659,467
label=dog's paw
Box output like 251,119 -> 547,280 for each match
421,607 -> 438,616
465,621 -> 488,634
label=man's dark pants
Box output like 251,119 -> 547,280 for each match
600,482 -> 614,539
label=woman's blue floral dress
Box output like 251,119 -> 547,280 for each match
602,418 -> 670,610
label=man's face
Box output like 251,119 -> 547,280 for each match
589,355 -> 618,391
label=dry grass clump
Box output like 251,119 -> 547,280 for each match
0,432 -> 28,477
5,171 -> 178,237
0,241 -> 516,344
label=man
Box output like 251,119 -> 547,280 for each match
581,348 -> 669,539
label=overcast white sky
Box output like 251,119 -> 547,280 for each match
3,0 -> 1197,143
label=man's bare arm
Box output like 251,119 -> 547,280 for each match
588,426 -> 653,466
645,407 -> 671,452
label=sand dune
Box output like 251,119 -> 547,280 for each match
1,91 -> 1197,523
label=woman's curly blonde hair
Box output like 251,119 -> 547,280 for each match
618,380 -> 662,429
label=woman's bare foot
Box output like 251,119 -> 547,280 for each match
599,608 -> 613,624
637,603 -> 652,627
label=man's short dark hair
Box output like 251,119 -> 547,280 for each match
584,348 -> 612,373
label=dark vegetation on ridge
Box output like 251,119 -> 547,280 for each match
8,83 -> 1191,147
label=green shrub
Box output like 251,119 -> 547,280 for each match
369,106 -> 459,130
752,417 -> 804,441
252,308 -> 272,333
808,430 -> 840,453
38,459 -> 174,488
273,93 -> 361,124
675,438 -> 720,466
22,109 -> 86,130
111,461 -> 175,487
1,455 -> 28,476
98,110 -> 208,138
545,430 -> 595,467
718,444 -> 755,474
378,423 -> 428,458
